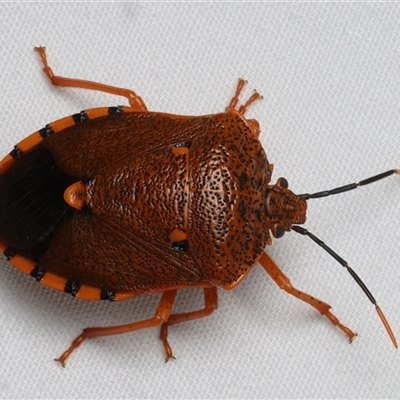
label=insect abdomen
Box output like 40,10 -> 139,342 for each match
0,144 -> 73,261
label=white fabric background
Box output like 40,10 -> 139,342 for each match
0,3 -> 399,399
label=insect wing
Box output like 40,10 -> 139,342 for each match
40,211 -> 204,292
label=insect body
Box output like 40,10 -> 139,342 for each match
0,48 -> 397,366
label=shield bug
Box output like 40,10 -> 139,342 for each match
0,47 -> 398,366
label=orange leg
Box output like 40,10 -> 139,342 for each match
227,78 -> 262,116
160,287 -> 218,361
246,119 -> 261,139
55,290 -> 177,367
258,252 -> 357,341
34,47 -> 148,112
227,78 -> 247,110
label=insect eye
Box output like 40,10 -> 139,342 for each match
277,177 -> 288,189
272,224 -> 285,238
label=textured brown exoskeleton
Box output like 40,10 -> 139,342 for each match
0,48 -> 397,366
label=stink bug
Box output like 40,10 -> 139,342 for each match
0,47 -> 398,366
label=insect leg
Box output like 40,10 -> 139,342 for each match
227,78 -> 247,110
245,119 -> 261,139
238,91 -> 262,116
258,252 -> 357,341
292,225 -> 397,348
160,287 -> 218,361
55,289 -> 177,367
227,78 -> 262,117
34,47 -> 148,111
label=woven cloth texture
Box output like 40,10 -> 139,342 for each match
0,3 -> 399,399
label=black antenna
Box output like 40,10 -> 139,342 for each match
299,169 -> 399,199
292,225 -> 397,348
292,168 -> 399,348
